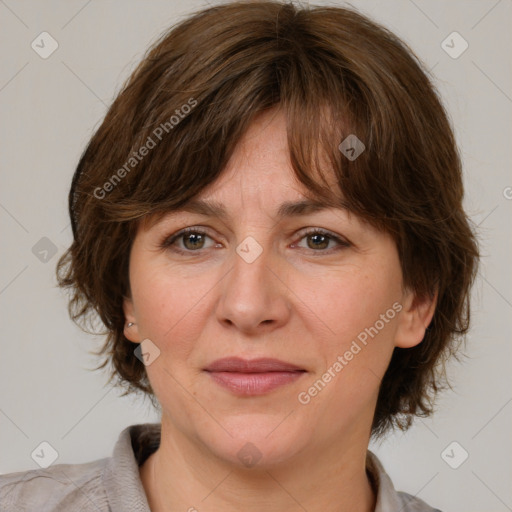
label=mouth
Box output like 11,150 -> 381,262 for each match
203,357 -> 306,396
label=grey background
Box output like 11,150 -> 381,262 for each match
0,1 -> 511,510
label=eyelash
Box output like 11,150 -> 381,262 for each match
160,226 -> 350,256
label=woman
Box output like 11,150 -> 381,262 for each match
0,1 -> 478,511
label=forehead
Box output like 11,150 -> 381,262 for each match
190,108 -> 340,205
169,196 -> 350,222
140,187 -> 350,233
141,107 -> 347,230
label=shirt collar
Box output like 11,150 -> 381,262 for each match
102,423 -> 405,512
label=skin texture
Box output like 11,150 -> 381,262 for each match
123,108 -> 436,512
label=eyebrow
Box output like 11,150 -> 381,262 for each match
177,197 -> 348,220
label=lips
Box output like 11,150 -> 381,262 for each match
204,357 -> 306,396
204,357 -> 304,373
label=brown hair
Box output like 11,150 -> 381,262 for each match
56,0 -> 479,438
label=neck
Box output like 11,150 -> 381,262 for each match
140,418 -> 376,512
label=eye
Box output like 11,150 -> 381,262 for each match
160,227 -> 219,254
292,228 -> 350,254
160,226 -> 350,256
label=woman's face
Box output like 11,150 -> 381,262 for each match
124,108 -> 432,468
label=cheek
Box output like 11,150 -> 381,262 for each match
129,256 -> 217,361
301,263 -> 401,348
296,263 -> 402,407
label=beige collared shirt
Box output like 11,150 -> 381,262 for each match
0,423 -> 442,511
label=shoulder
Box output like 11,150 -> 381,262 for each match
395,491 -> 443,512
0,422 -> 159,512
0,457 -> 109,512
366,450 -> 443,512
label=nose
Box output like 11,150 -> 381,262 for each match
215,237 -> 292,334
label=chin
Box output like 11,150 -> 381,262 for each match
198,412 -> 312,470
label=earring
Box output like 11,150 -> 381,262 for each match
127,322 -> 135,328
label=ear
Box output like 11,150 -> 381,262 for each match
394,288 -> 438,349
122,295 -> 141,344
